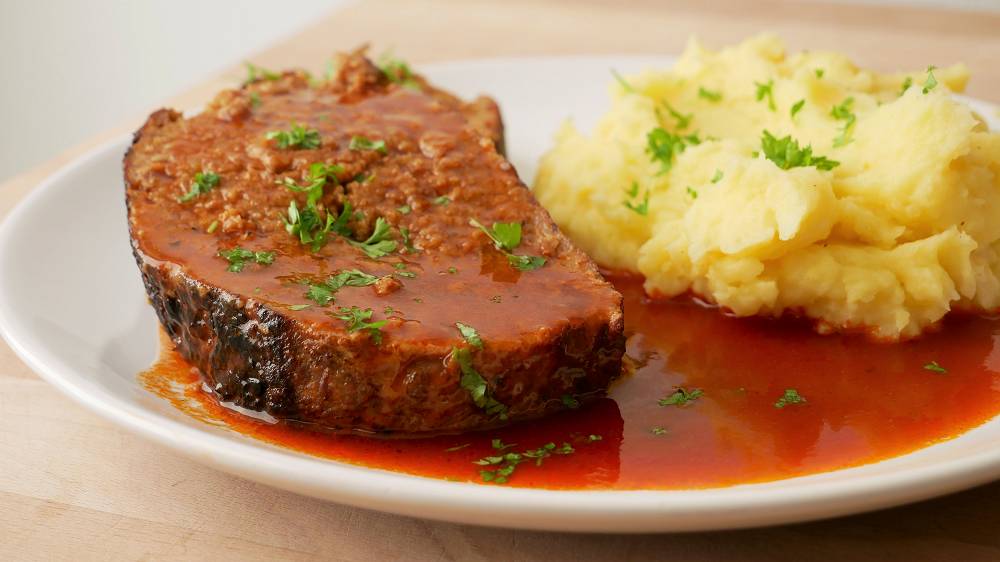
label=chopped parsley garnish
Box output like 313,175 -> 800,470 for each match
475,440 -> 575,484
333,306 -> 387,344
623,182 -> 650,215
469,219 -> 546,271
444,443 -> 470,452
922,65 -> 938,94
815,68 -> 825,79
266,122 -> 321,149
611,69 -> 636,93
755,79 -> 776,111
686,186 -> 698,199
432,195 -> 451,206
278,163 -> 343,207
244,62 -> 280,83
790,99 -> 805,119
711,169 -> 724,183
302,269 -> 380,306
830,97 -> 856,147
397,204 -> 412,215
760,130 -> 839,171
698,87 -> 722,102
393,263 -> 416,278
923,361 -> 948,374
453,347 -> 507,419
587,435 -> 602,442
249,91 -> 261,108
206,220 -> 219,234
280,163 -> 350,252
646,127 -> 700,174
348,217 -> 397,258
348,135 -> 387,154
660,101 -> 693,130
455,322 -> 483,348
288,304 -> 312,311
506,254 -> 547,271
774,388 -> 807,408
177,171 -> 220,203
399,226 -> 418,254
658,387 -> 703,407
377,52 -> 419,89
217,247 -> 275,273
561,394 -> 580,409
650,427 -> 668,436
447,266 -> 458,274
900,76 -> 913,96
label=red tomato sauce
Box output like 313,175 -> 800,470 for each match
140,274 -> 1000,489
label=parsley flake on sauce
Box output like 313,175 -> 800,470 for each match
658,387 -> 703,407
774,388 -> 807,408
455,322 -> 483,349
302,269 -> 380,306
217,247 -> 275,273
755,79 -> 776,111
453,347 -> 508,420
561,394 -> 580,409
924,361 -> 948,374
760,130 -> 839,171
686,186 -> 698,199
469,219 -> 546,271
266,122 -> 321,149
348,135 -> 387,154
432,195 -> 451,206
650,427 -> 668,436
815,68 -> 825,79
333,306 -> 387,344
177,171 -> 220,203
348,217 -> 397,258
474,440 -> 575,484
698,87 -> 722,102
711,169 -> 724,184
396,204 -> 412,215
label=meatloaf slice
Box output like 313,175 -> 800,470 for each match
125,50 -> 624,435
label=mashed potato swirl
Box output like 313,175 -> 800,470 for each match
534,35 -> 1000,339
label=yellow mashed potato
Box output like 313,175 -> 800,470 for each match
534,35 -> 1000,340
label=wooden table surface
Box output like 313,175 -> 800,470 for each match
3,1 -> 1000,559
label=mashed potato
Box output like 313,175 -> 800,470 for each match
534,35 -> 1000,339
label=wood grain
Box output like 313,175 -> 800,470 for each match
3,1 -> 1000,559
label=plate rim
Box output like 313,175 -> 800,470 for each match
2,55 -> 1000,533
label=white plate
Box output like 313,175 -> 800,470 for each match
1,56 -> 999,533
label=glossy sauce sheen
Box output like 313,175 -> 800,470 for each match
141,274 -> 1000,489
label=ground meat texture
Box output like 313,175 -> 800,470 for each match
124,50 -> 625,435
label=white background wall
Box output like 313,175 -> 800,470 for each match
1,0 -> 998,183
0,0 -> 348,182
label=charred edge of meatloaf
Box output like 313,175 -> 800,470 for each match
133,249 -> 624,435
